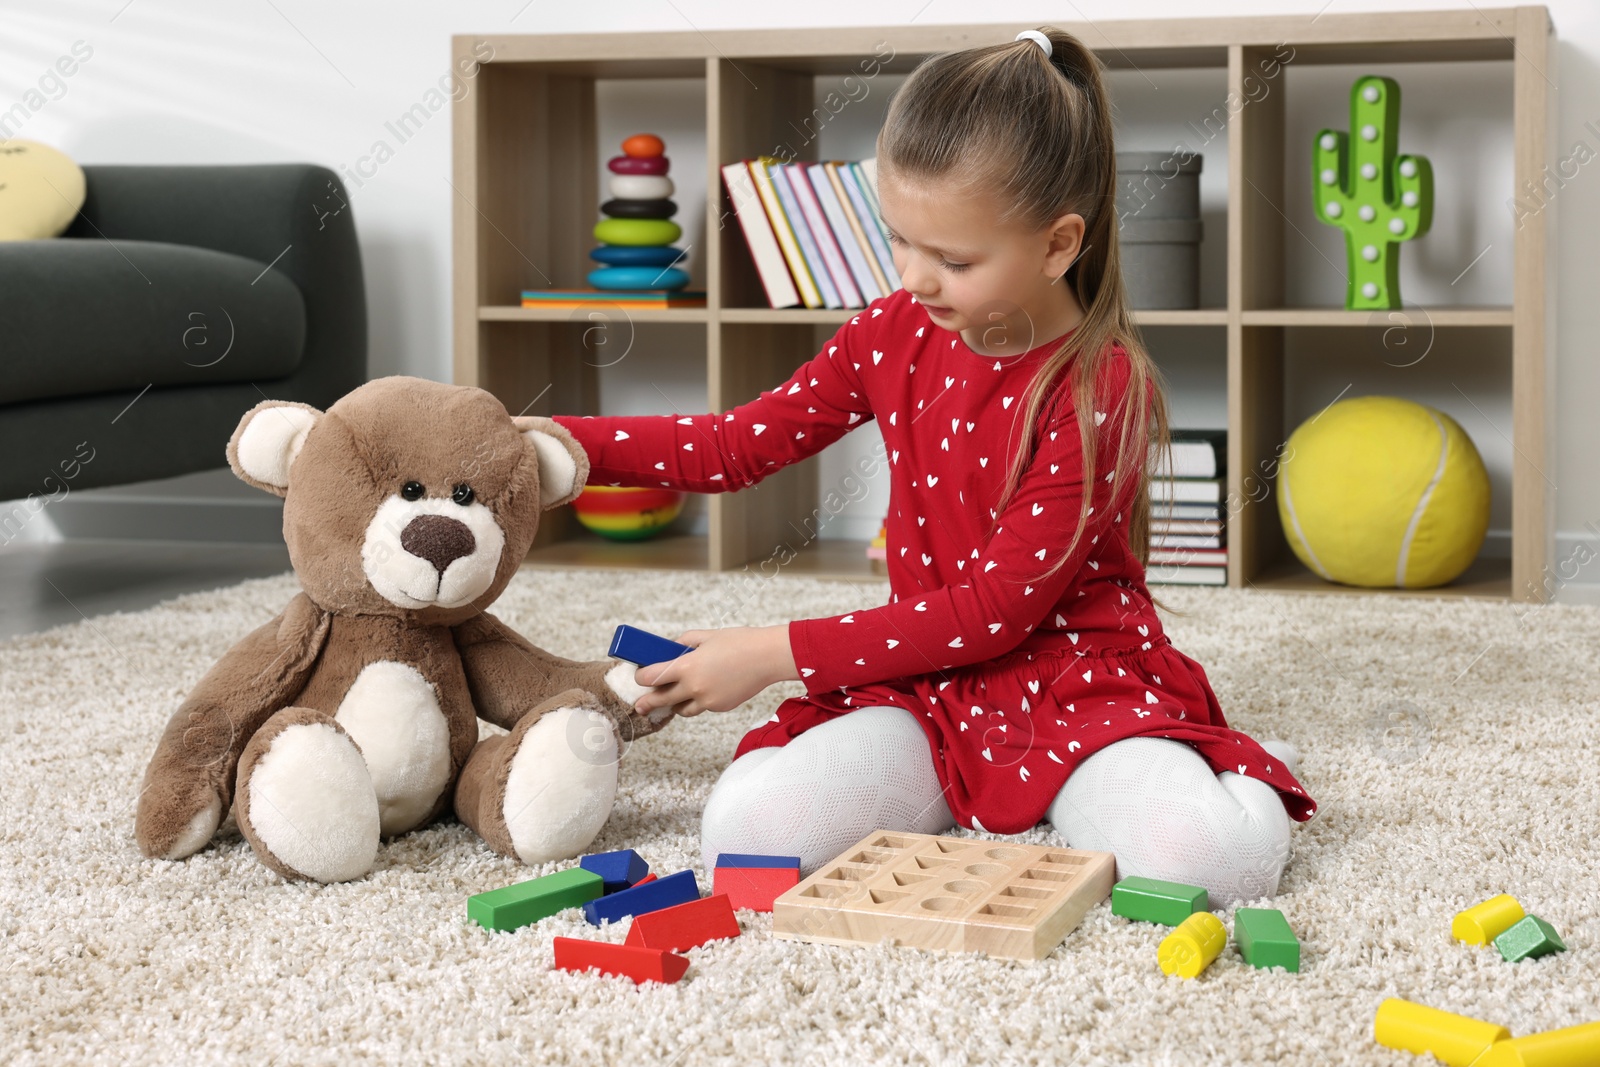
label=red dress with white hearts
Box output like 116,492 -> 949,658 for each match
551,288 -> 1316,833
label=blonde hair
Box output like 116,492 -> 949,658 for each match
877,26 -> 1176,606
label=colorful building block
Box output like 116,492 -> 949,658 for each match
1476,1020 -> 1600,1066
1494,915 -> 1567,963
715,853 -> 801,870
1158,911 -> 1226,979
624,893 -> 741,952
1453,894 -> 1526,946
714,865 -> 800,912
634,873 -> 657,886
1374,998 -> 1511,1067
579,849 -> 650,894
1111,876 -> 1208,926
468,868 -> 604,932
552,937 -> 690,985
1234,907 -> 1301,972
583,868 -> 699,927
608,624 -> 692,666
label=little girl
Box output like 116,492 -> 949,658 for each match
551,26 -> 1316,907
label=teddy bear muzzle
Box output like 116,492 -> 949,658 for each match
361,493 -> 508,609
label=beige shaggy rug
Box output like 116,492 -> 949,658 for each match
1,564 -> 1596,1066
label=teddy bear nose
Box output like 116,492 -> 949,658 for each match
400,514 -> 476,574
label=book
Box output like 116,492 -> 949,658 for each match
1146,564 -> 1227,586
521,289 -> 707,308
1149,548 -> 1228,566
825,162 -> 891,296
721,162 -> 800,309
1150,518 -> 1223,536
767,160 -> 841,308
748,159 -> 822,308
1151,429 -> 1227,479
1152,534 -> 1223,549
1152,501 -> 1224,522
1149,478 -> 1222,503
858,158 -> 882,211
838,162 -> 899,289
783,162 -> 861,306
809,163 -> 882,302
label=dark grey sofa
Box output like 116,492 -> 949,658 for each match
0,164 -> 366,503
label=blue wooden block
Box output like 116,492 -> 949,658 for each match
588,265 -> 691,291
583,869 -> 700,927
579,849 -> 650,894
609,625 -> 693,667
715,853 -> 801,870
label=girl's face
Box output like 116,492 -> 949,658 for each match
876,165 -> 1086,351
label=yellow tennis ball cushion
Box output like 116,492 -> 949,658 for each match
1277,396 -> 1489,588
0,140 -> 86,240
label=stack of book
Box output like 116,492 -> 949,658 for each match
520,289 -> 707,310
721,157 -> 900,310
1146,429 -> 1227,586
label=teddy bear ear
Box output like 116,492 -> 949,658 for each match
227,400 -> 322,497
511,415 -> 590,510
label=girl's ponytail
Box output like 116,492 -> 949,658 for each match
879,27 -> 1176,611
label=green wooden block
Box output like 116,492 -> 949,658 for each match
1234,907 -> 1301,972
1494,914 -> 1567,962
1110,876 -> 1209,926
468,868 -> 605,932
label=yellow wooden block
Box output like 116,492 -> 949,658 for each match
1453,894 -> 1526,946
1475,1021 -> 1600,1067
1157,911 -> 1225,979
1373,998 -> 1510,1067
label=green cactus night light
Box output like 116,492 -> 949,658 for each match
1313,75 -> 1434,310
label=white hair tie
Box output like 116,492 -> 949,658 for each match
1015,30 -> 1052,57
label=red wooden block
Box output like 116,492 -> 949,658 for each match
634,873 -> 658,886
714,866 -> 800,912
552,937 -> 689,985
624,893 -> 741,951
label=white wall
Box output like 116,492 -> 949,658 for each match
5,0 -> 1600,597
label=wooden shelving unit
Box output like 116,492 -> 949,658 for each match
452,7 -> 1555,601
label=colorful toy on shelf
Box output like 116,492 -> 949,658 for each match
714,853 -> 802,912
583,868 -> 700,926
1374,998 -> 1511,1067
624,893 -> 742,952
1110,875 -> 1208,926
1277,396 -> 1489,589
553,937 -> 690,985
1312,75 -> 1434,310
1453,893 -> 1526,946
580,849 -> 651,894
1494,914 -> 1567,963
590,132 -> 690,291
468,867 -> 605,932
1234,907 -> 1301,972
609,624 -> 693,667
771,831 -> 1114,961
1158,911 -> 1226,979
571,485 -> 685,541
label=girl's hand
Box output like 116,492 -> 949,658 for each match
631,624 -> 797,718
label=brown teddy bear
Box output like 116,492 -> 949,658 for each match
134,376 -> 667,883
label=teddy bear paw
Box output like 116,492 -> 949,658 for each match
235,709 -> 381,883
501,703 -> 620,865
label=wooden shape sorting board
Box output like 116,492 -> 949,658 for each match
771,831 -> 1116,960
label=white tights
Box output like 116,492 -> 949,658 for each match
700,705 -> 1296,908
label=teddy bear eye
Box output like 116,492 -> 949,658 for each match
401,481 -> 425,501
452,484 -> 475,506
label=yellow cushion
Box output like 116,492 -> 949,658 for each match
0,140 -> 86,240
